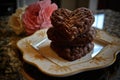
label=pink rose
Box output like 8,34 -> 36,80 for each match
22,0 -> 58,35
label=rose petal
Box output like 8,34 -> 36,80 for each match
22,0 -> 58,35
39,0 -> 51,9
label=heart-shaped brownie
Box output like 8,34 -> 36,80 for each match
47,27 -> 96,46
51,41 -> 94,61
50,7 -> 94,40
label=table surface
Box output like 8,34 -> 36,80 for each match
0,9 -> 120,80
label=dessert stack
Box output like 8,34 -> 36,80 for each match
47,7 -> 96,61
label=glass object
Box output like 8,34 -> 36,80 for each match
17,0 -> 39,7
92,13 -> 105,29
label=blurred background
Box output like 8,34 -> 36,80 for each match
0,0 -> 120,16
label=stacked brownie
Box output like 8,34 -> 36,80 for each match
47,7 -> 96,61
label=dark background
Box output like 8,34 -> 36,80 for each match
98,0 -> 120,12
0,0 -> 120,16
0,0 -> 17,16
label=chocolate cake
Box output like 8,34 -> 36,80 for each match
47,7 -> 96,61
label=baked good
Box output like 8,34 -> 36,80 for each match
50,8 -> 94,41
47,27 -> 96,46
51,42 -> 94,61
47,7 -> 96,61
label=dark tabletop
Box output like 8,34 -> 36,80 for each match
0,9 -> 120,80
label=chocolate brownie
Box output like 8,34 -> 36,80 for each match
47,7 -> 95,61
50,7 -> 94,40
47,27 -> 96,46
50,42 -> 94,61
